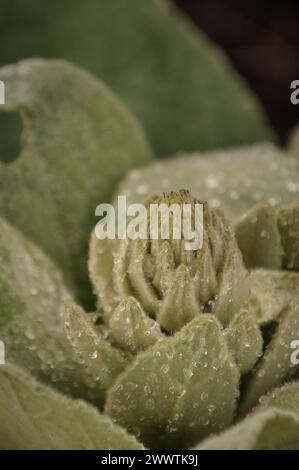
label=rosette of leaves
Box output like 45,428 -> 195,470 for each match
1,10 -> 299,450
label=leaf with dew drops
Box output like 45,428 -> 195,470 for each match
258,381 -> 299,415
0,217 -> 108,405
214,240 -> 249,327
197,408 -> 299,450
225,310 -> 263,375
289,124 -> 299,161
90,192 -> 249,332
106,314 -> 239,449
116,144 -> 299,223
0,364 -> 143,450
62,301 -> 128,406
248,269 -> 299,325
0,0 -> 274,157
158,265 -> 201,332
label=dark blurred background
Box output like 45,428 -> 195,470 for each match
173,0 -> 299,143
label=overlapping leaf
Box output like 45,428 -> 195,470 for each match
0,364 -> 143,450
106,315 -> 239,449
259,381 -> 299,414
116,144 -> 299,223
240,291 -> 299,414
225,310 -> 263,375
0,59 -> 152,306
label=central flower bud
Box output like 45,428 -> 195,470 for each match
110,190 -> 249,332
143,189 -> 203,255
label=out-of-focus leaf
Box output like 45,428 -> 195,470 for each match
289,125 -> 299,160
248,269 -> 299,324
0,217 -> 113,405
240,291 -> 299,414
225,310 -> 263,375
198,409 -> 299,450
106,315 -> 239,449
259,381 -> 299,415
157,264 -> 202,332
0,59 -> 152,306
0,364 -> 143,450
116,144 -> 299,223
0,0 -> 274,157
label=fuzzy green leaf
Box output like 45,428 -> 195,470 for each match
198,409 -> 299,450
289,125 -> 299,160
89,236 -> 118,315
225,310 -> 263,375
90,197 -> 249,332
259,381 -> 299,415
235,203 -> 282,269
158,265 -> 201,332
0,217 -> 109,404
0,59 -> 152,306
62,302 -> 127,405
213,240 -> 249,327
240,291 -> 299,414
0,0 -> 274,157
248,269 -> 299,324
117,144 -> 299,223
0,364 -> 143,450
106,314 -> 239,449
109,297 -> 164,354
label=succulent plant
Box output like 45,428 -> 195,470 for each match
1,0 -> 299,452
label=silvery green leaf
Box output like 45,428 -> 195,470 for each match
116,144 -> 299,223
240,291 -> 299,414
0,59 -> 152,306
289,124 -> 299,160
197,408 -> 299,450
258,381 -> 299,414
127,239 -> 160,316
214,240 -> 249,327
225,310 -> 263,375
109,297 -> 164,354
152,241 -> 175,296
0,0 -> 274,157
235,203 -> 282,269
0,364 -> 143,450
91,193 -> 248,332
62,302 -> 127,404
106,314 -> 239,449
248,269 -> 299,324
193,239 -> 217,305
89,236 -> 119,315
0,217 -> 112,404
278,202 -> 299,271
